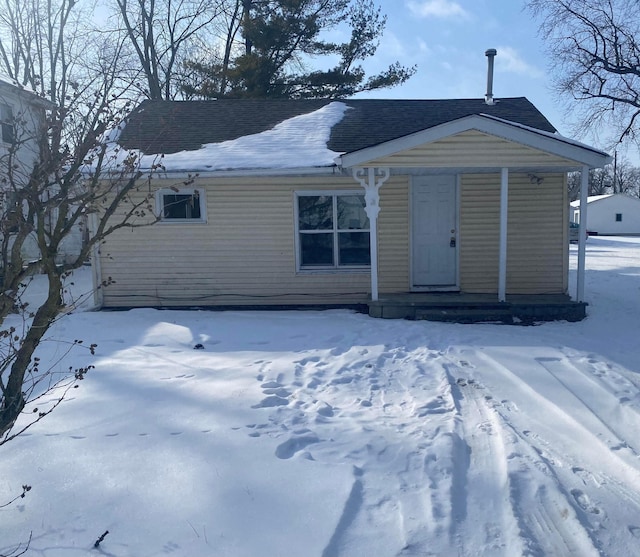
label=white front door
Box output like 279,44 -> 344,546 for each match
412,175 -> 458,288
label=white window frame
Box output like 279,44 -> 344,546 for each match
155,187 -> 207,223
295,190 -> 371,272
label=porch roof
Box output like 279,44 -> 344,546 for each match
337,113 -> 612,171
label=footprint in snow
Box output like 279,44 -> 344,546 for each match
275,434 -> 320,459
162,541 -> 180,553
295,356 -> 321,365
571,488 -> 601,515
314,401 -> 334,417
262,387 -> 291,397
252,395 -> 289,408
415,396 -> 452,416
329,346 -> 348,356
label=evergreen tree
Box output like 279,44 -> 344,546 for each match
183,0 -> 415,98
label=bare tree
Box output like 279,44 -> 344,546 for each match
567,167 -> 610,200
527,0 -> 640,149
0,0 -> 194,442
110,0 -> 225,99
611,156 -> 640,195
567,157 -> 640,200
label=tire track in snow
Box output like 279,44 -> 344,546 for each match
462,349 -> 640,556
446,355 -> 602,557
443,361 -> 523,557
536,355 -> 640,458
472,349 -> 640,490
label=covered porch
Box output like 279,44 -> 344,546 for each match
336,114 -> 612,322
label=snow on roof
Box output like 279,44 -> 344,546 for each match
114,101 -> 350,173
0,74 -> 42,99
570,194 -> 614,207
0,74 -> 23,88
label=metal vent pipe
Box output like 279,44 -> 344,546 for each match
485,48 -> 497,105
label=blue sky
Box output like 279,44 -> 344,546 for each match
353,0 -> 598,148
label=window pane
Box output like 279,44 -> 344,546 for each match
300,233 -> 333,266
338,232 -> 370,266
298,196 -> 333,230
1,104 -> 14,144
163,193 -> 201,219
337,195 -> 368,230
1,122 -> 14,143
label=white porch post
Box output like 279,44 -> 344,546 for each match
498,167 -> 509,302
577,165 -> 589,302
353,166 -> 390,302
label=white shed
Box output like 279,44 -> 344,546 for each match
570,194 -> 640,235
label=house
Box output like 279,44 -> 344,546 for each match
94,94 -> 610,322
0,76 -> 84,265
570,194 -> 640,236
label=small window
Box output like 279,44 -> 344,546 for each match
616,213 -> 622,222
156,188 -> 206,222
296,192 -> 370,270
0,103 -> 14,144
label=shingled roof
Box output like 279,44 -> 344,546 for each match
118,97 -> 556,156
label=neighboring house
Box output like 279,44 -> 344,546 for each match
94,96 -> 610,321
0,76 -> 83,265
570,194 -> 640,235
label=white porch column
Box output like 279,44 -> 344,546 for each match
498,167 -> 509,302
353,166 -> 391,302
576,165 -> 589,302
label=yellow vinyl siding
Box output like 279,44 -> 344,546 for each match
366,130 -> 577,168
459,174 -> 500,292
378,176 -> 410,292
459,173 -> 567,294
100,169 -> 568,306
100,176 -> 373,307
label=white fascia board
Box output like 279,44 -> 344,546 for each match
337,114 -> 612,169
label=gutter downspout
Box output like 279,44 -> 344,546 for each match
576,165 -> 589,302
353,166 -> 390,302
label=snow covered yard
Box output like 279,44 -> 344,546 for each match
2,236 -> 640,557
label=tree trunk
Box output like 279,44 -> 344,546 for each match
0,272 -> 62,438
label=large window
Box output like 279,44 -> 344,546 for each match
156,188 -> 206,222
296,192 -> 370,269
0,103 -> 14,144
